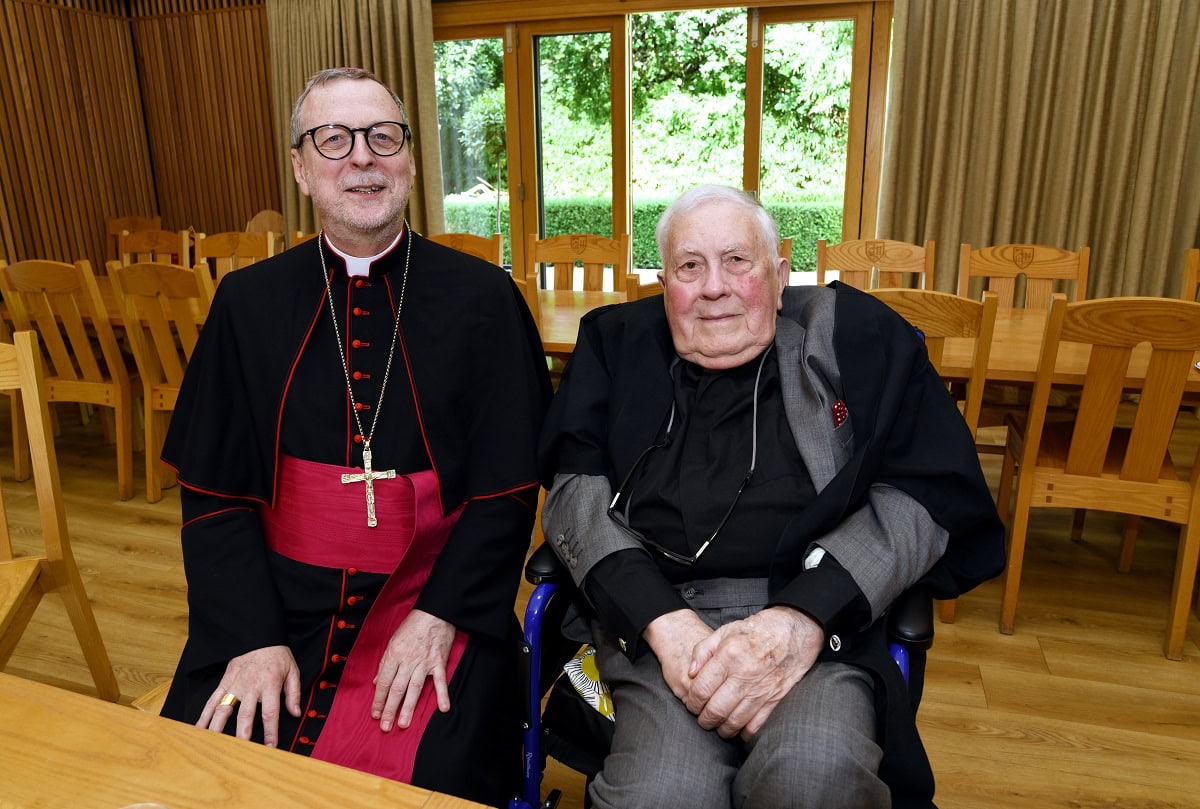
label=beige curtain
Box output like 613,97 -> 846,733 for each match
876,0 -> 1200,297
264,0 -> 444,238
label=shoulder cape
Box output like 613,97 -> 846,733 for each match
163,233 -> 552,513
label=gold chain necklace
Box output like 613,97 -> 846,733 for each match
317,226 -> 412,527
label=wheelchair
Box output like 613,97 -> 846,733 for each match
508,543 -> 935,809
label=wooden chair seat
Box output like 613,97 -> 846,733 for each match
0,331 -> 120,700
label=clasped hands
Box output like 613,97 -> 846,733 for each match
198,609 -> 455,745
644,605 -> 824,741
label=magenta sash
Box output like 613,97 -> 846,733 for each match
261,454 -> 466,783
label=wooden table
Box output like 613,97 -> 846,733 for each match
0,673 -> 485,809
940,308 -> 1200,390
538,289 -> 624,354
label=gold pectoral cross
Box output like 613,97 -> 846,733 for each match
341,444 -> 396,528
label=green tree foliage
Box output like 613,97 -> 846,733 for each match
434,38 -> 504,193
435,10 -> 853,248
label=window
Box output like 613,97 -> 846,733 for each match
433,3 -> 890,281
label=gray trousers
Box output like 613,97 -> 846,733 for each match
588,578 -> 889,809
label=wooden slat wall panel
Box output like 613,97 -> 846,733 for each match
130,1 -> 279,237
0,0 -> 155,267
0,0 -> 278,269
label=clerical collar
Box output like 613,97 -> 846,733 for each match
323,225 -> 405,277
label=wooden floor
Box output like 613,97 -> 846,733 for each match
4,408 -> 1200,808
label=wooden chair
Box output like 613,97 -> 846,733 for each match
106,261 -> 215,503
1179,248 -> 1200,301
0,260 -> 135,500
245,208 -> 284,236
779,237 -> 793,266
625,273 -> 662,301
427,232 -> 504,266
291,231 -> 318,247
0,312 -> 30,483
964,243 -> 1092,463
0,330 -> 121,700
119,229 -> 192,268
131,680 -> 171,713
869,288 -> 999,623
526,233 -> 630,295
194,231 -> 275,283
996,294 -> 1200,660
817,239 -> 934,289
105,215 -> 160,261
957,243 -> 1089,309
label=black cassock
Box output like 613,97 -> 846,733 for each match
161,231 -> 551,806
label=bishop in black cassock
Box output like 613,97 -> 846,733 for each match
160,229 -> 551,805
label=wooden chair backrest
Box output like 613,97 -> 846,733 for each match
427,232 -> 504,266
195,231 -> 275,282
0,259 -> 128,391
106,261 -> 214,404
245,208 -> 285,234
119,229 -> 191,267
958,243 -> 1089,310
817,239 -> 934,289
867,288 -> 998,436
0,330 -> 120,700
105,215 -> 160,260
527,233 -> 630,294
1179,248 -> 1200,302
1023,294 -> 1200,487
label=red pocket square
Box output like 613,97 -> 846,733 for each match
832,399 -> 848,427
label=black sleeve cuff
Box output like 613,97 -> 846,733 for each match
583,549 -> 687,659
770,553 -> 871,638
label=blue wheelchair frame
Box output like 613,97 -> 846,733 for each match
509,546 -> 933,809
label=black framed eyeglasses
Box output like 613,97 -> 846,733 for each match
606,346 -> 771,566
297,121 -> 411,159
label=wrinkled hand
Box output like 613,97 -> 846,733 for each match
642,609 -> 714,701
372,609 -> 456,732
198,645 -> 302,747
685,606 -> 824,740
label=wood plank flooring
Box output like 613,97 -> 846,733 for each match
2,409 -> 1199,808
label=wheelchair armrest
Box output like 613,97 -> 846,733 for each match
886,586 -> 934,651
525,542 -> 569,586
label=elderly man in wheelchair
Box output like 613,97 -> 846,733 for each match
525,186 -> 1004,809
